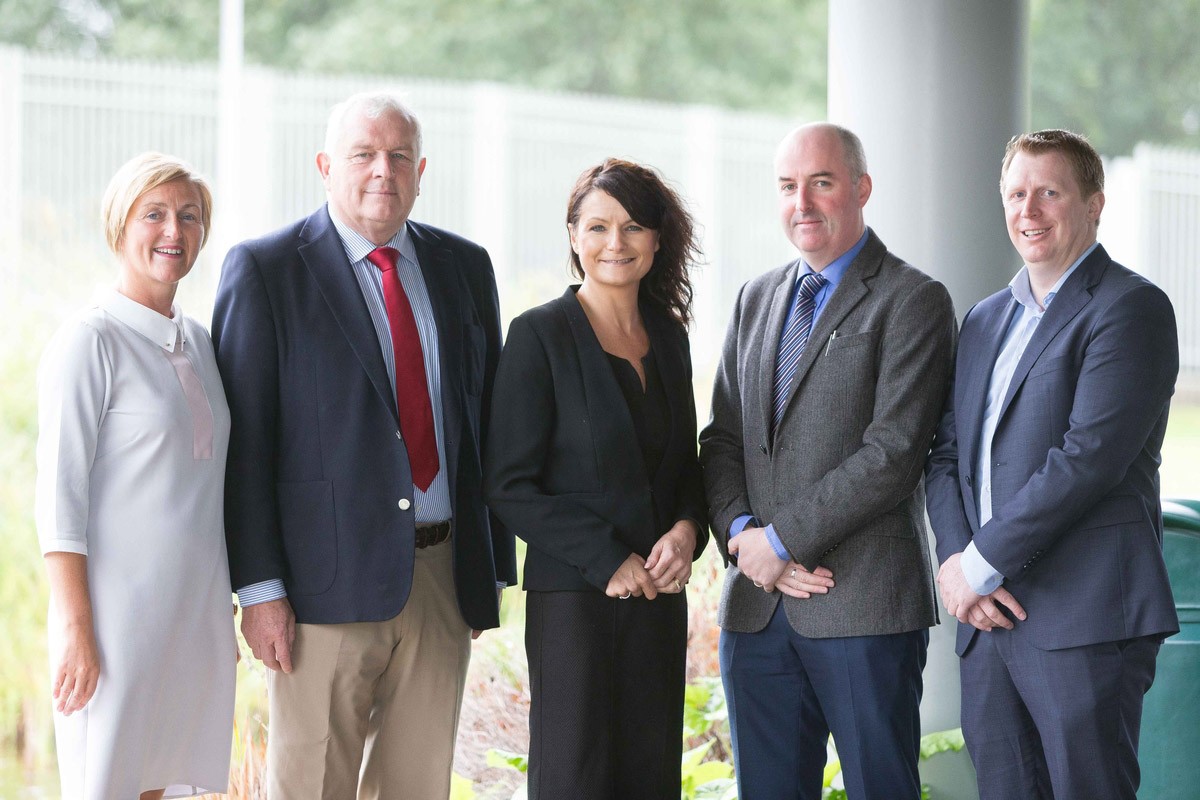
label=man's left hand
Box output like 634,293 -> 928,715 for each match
728,527 -> 789,591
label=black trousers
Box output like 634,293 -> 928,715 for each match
525,589 -> 687,800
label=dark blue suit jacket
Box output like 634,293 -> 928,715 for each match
212,206 -> 516,629
926,245 -> 1179,656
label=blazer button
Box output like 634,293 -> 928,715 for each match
398,499 -> 411,510
965,475 -> 973,487
759,444 -> 767,454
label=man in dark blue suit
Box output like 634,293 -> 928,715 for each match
926,129 -> 1179,800
212,91 -> 514,798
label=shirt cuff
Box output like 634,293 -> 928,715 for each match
729,514 -> 755,538
236,579 -> 287,607
730,515 -> 789,561
496,581 -> 507,590
960,543 -> 1004,596
763,524 -> 790,561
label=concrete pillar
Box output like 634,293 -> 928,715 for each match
827,3 -> 1029,798
829,0 -> 1028,314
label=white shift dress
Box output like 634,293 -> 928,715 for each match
36,289 -> 236,799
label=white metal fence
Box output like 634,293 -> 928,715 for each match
0,46 -> 797,367
2,46 -> 1197,373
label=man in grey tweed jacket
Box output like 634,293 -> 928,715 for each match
699,123 -> 956,800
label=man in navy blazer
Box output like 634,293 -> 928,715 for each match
212,92 -> 515,798
926,129 -> 1179,799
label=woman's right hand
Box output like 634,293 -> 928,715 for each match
605,553 -> 658,600
51,618 -> 100,715
44,552 -> 100,715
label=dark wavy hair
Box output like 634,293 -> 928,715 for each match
566,158 -> 700,327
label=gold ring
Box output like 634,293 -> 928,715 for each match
753,581 -> 763,588
790,568 -> 797,578
673,579 -> 682,591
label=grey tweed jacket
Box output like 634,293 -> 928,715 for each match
699,229 -> 956,638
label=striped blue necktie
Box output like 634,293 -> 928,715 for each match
772,271 -> 827,430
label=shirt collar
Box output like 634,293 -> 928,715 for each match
800,227 -> 869,290
1009,241 -> 1098,314
96,287 -> 185,351
327,206 -> 418,268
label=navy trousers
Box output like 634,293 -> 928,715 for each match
720,603 -> 928,800
960,627 -> 1160,800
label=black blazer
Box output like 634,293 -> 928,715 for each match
485,288 -> 708,592
212,206 -> 516,629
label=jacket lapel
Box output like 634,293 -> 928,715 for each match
960,297 -> 1019,485
561,288 -> 647,487
759,261 -> 800,451
771,232 -> 880,434
298,208 -> 396,419
410,222 -> 463,497
996,247 -> 1107,424
645,308 -> 685,486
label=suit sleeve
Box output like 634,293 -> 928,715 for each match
471,249 -> 518,586
772,279 -> 957,568
484,315 -> 632,589
974,284 -> 1178,579
925,310 -> 976,565
211,243 -> 287,591
698,283 -> 750,565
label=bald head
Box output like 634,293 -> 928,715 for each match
776,123 -> 868,183
774,123 -> 872,269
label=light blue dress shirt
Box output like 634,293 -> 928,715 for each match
729,228 -> 870,562
237,209 -> 451,607
959,242 -> 1098,595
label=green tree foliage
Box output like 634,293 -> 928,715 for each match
1,0 -> 827,116
0,0 -> 108,51
6,0 -> 1197,152
1030,0 -> 1200,154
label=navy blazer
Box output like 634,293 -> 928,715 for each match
212,206 -> 516,629
484,288 -> 708,592
926,245 -> 1179,655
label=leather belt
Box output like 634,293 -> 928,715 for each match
415,520 -> 452,549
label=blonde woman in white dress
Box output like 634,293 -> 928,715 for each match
36,152 -> 236,799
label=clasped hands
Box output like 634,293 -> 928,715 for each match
728,526 -> 834,599
937,552 -> 1026,632
605,520 -> 699,599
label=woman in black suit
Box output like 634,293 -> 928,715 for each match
485,158 -> 709,799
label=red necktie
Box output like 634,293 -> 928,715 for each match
367,246 -> 440,491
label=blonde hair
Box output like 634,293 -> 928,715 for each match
102,152 -> 213,253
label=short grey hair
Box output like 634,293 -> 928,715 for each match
323,91 -> 423,158
826,124 -> 867,183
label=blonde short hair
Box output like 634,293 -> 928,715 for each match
101,152 -> 214,253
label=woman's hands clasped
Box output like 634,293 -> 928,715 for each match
605,519 -> 699,600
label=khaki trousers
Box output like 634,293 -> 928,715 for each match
266,540 -> 471,800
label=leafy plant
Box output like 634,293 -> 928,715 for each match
821,727 -> 966,800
